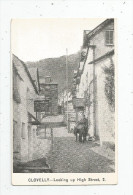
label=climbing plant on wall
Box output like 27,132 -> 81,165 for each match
103,63 -> 115,112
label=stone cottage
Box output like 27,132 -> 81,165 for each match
13,55 -> 40,164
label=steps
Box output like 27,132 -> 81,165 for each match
13,157 -> 52,173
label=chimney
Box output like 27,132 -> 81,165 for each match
83,30 -> 91,48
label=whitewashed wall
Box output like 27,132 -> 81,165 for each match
77,20 -> 115,142
13,56 -> 39,162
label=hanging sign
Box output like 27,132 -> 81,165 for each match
34,100 -> 49,112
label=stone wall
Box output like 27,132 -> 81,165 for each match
33,138 -> 51,160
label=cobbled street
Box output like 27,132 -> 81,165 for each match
45,119 -> 115,173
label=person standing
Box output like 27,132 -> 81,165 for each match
82,114 -> 88,142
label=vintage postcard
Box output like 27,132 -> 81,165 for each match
11,18 -> 117,185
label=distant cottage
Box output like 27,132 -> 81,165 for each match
39,76 -> 58,115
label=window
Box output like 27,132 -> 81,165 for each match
105,30 -> 114,45
21,122 -> 26,139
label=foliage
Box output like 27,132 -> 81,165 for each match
27,52 -> 80,93
103,63 -> 115,112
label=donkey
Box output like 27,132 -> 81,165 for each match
74,123 -> 87,143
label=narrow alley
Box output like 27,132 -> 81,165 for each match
43,115 -> 115,173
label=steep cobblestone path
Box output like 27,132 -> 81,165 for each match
47,127 -> 115,173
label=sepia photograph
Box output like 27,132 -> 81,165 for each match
1,0 -> 133,193
11,18 -> 116,184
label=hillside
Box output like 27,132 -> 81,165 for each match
26,52 -> 80,93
